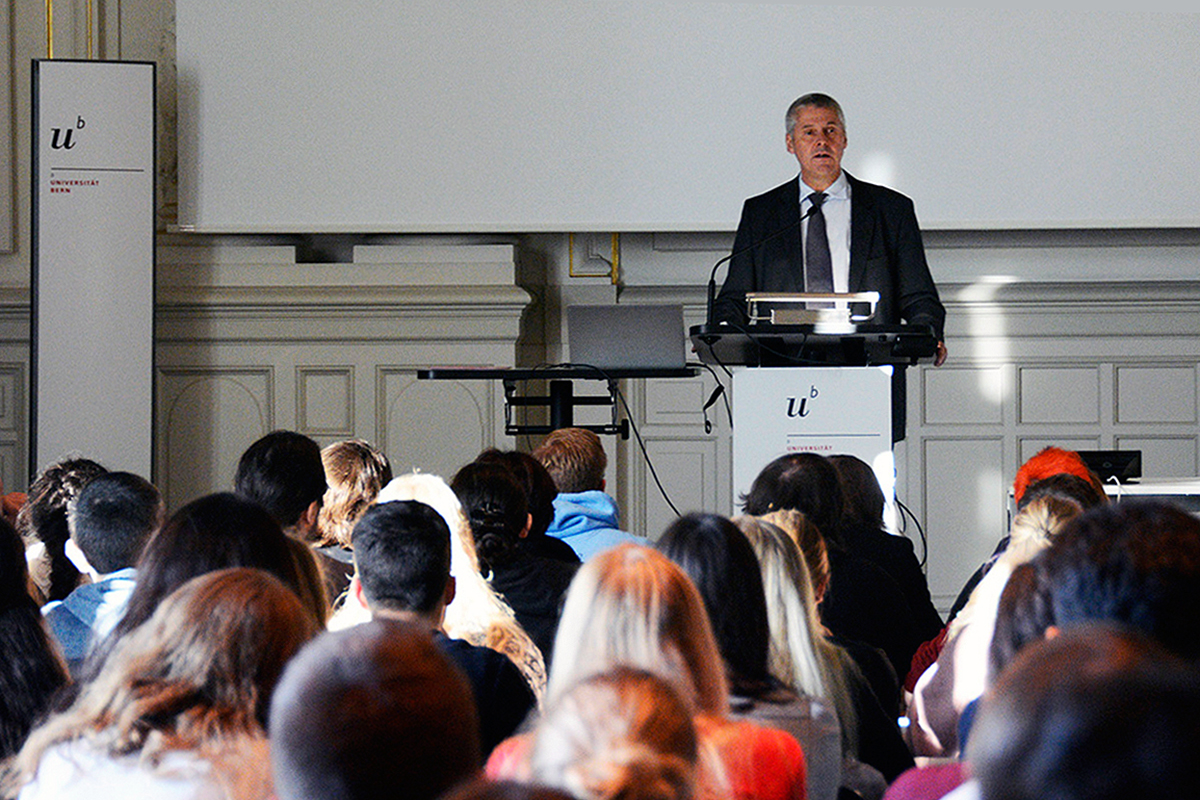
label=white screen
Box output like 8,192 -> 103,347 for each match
176,2 -> 1200,232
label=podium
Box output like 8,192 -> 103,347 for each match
690,322 -> 937,515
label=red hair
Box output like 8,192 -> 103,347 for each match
1012,447 -> 1103,504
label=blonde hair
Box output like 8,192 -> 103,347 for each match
548,544 -> 727,716
328,472 -> 547,700
738,514 -> 860,755
6,568 -> 318,794
531,667 -> 698,800
316,439 -> 392,549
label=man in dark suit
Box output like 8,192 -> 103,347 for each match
713,93 -> 948,367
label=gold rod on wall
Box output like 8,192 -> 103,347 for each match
87,0 -> 94,59
45,0 -> 54,58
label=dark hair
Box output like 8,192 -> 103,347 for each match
988,561 -> 1052,680
68,471 -> 162,574
1025,500 -> 1200,660
443,780 -> 574,800
829,454 -> 886,530
1015,472 -> 1106,514
0,516 -> 69,759
741,453 -> 844,547
450,461 -> 528,573
657,512 -> 774,697
475,449 -> 557,539
351,501 -> 451,614
104,492 -> 314,652
18,457 -> 108,601
269,618 -> 481,800
234,430 -> 327,529
971,625 -> 1200,800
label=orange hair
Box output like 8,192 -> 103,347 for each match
1012,447 -> 1104,505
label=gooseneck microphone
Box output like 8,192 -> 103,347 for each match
705,202 -> 820,326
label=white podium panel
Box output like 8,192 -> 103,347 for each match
732,366 -> 894,515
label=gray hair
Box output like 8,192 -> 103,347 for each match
786,93 -> 845,134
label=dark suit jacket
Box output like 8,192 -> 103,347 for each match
713,173 -> 945,341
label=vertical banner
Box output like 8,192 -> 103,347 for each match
732,366 -> 894,517
32,60 -> 155,478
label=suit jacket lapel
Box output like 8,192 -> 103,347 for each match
847,172 -> 874,292
780,177 -> 802,291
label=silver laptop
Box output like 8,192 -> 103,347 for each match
566,304 -> 686,370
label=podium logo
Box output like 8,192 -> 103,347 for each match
786,385 -> 819,418
50,116 -> 86,150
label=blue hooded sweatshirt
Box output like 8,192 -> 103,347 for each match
546,490 -> 640,561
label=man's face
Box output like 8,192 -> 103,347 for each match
786,105 -> 847,190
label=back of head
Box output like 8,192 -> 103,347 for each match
970,624 -> 1200,800
531,667 -> 698,800
112,492 -> 304,642
828,454 -> 886,530
1011,446 -> 1105,506
351,500 -> 451,615
67,471 -> 162,574
1036,499 -> 1200,660
105,567 -> 319,734
317,439 -> 392,548
234,430 -> 326,529
10,567 -> 318,781
533,428 -> 607,494
1014,472 -> 1106,515
550,543 -> 726,715
451,461 -> 528,572
18,457 -> 108,600
657,513 -> 772,695
741,454 -> 844,546
474,449 -> 559,539
269,618 -> 482,800
761,508 -> 830,601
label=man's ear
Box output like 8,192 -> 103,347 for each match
519,513 -> 532,539
301,499 -> 321,534
444,575 -> 457,607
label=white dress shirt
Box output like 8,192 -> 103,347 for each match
800,171 -> 851,293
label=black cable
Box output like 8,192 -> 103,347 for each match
559,362 -> 683,518
895,497 -> 928,569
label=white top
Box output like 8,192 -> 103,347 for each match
18,738 -> 272,800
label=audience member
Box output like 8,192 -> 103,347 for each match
743,453 -> 919,683
968,625 -> 1200,800
348,499 -> 535,755
0,516 -> 68,763
529,667 -> 699,800
737,514 -> 890,799
489,543 -> 808,800
18,458 -> 107,604
533,428 -> 639,561
326,473 -> 547,698
41,472 -> 162,676
270,617 -> 482,800
658,513 -> 841,800
475,448 -> 580,564
907,493 -> 1085,757
234,430 -> 341,604
452,461 -> 578,664
828,454 -> 942,642
5,568 -> 318,800
761,509 -> 902,724
85,492 -> 325,680
314,439 -> 393,603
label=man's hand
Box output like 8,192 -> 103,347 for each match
934,341 -> 948,367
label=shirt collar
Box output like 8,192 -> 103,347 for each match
800,171 -> 850,204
